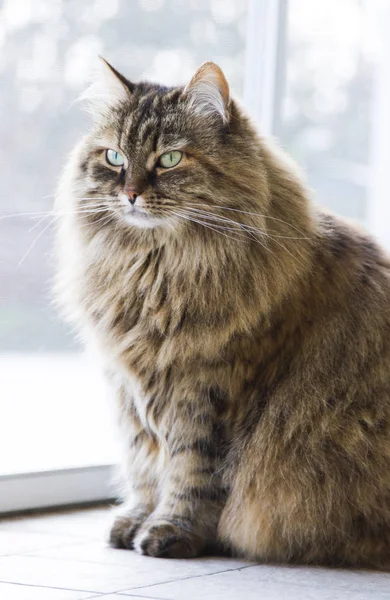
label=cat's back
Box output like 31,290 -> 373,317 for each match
273,209 -> 390,427
312,211 -> 390,319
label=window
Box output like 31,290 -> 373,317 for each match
0,0 -> 249,511
278,0 -> 390,250
1,0 -> 389,512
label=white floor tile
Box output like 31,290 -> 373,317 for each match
19,543 -> 253,588
2,507 -> 390,599
0,507 -> 111,539
0,581 -> 92,600
0,554 -> 153,594
0,529 -> 78,556
100,596 -> 166,600
243,563 -> 390,594
121,566 -> 390,600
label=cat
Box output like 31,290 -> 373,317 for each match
55,58 -> 390,567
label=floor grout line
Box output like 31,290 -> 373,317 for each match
117,595 -> 173,599
19,548 -> 254,572
83,592 -> 171,600
112,563 -> 257,595
104,594 -> 170,600
110,563 -> 390,598
17,550 -> 150,567
0,579 -> 101,594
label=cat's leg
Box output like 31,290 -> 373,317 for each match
109,388 -> 160,549
133,390 -> 226,558
109,434 -> 160,549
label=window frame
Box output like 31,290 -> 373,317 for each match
243,0 -> 287,136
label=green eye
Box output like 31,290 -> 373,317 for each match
106,149 -> 125,167
159,150 -> 183,169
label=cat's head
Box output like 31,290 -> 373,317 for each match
69,58 -> 264,235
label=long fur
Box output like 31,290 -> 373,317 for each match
55,61 -> 390,566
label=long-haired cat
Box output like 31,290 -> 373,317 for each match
55,59 -> 390,567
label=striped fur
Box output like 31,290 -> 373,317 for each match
55,61 -> 390,566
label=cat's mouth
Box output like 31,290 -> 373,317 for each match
121,205 -> 160,229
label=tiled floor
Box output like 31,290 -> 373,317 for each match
1,506 -> 390,599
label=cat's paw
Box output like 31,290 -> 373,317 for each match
133,519 -> 205,558
109,510 -> 148,549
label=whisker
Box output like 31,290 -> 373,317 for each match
177,208 -> 269,250
181,208 -> 308,268
28,211 -> 52,233
182,205 -> 310,267
182,207 -> 266,237
82,212 -> 115,232
174,208 -> 308,271
72,212 -> 110,225
186,202 -> 309,237
29,209 -> 107,233
75,196 -> 111,202
172,210 -> 250,244
180,212 -> 261,243
177,208 -> 308,262
0,211 -> 53,221
183,206 -> 310,240
0,207 -> 110,221
41,194 -> 109,200
178,210 -> 247,234
18,215 -> 59,268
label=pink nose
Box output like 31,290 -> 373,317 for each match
125,188 -> 139,205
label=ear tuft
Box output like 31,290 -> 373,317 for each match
184,62 -> 230,123
79,57 -> 133,112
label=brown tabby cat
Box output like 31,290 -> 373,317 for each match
55,58 -> 390,567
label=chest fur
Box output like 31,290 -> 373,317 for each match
78,235 -> 247,375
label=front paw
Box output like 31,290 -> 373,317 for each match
134,519 -> 205,558
109,509 -> 148,549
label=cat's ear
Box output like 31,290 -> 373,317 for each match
184,62 -> 230,123
80,57 -> 133,110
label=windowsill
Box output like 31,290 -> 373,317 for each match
0,465 -> 116,514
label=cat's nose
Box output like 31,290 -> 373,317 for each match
125,189 -> 138,205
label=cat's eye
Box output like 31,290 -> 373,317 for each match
158,151 -> 183,169
106,149 -> 125,167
